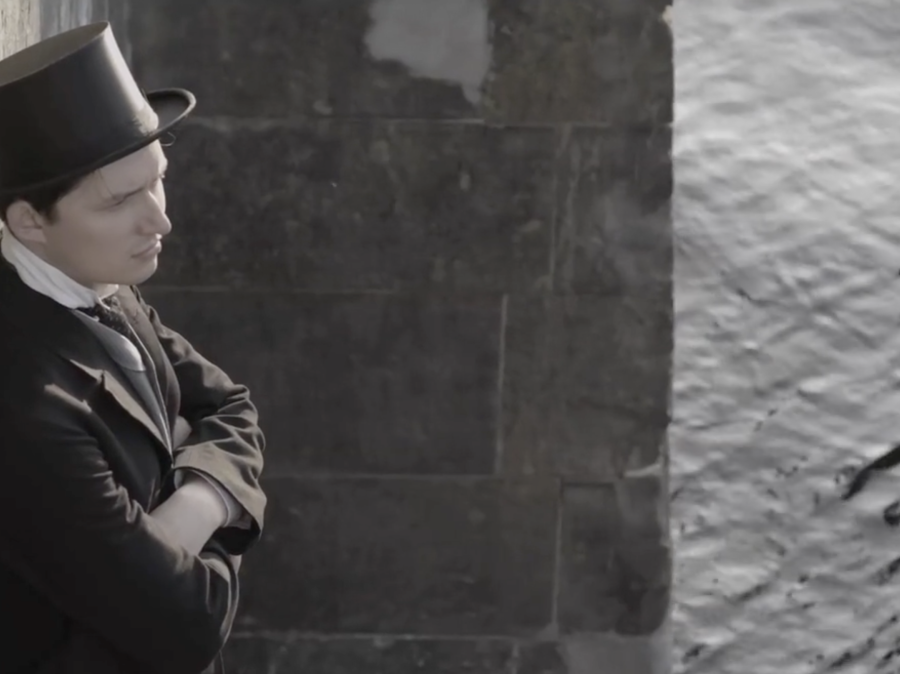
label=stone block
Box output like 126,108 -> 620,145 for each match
551,128 -> 672,297
233,477 -> 557,634
502,294 -> 671,479
150,122 -> 671,296
484,0 -> 673,125
150,119 -> 555,293
519,630 -> 670,674
140,289 -> 503,475
224,636 -> 515,674
126,0 -> 671,124
518,642 -> 567,674
128,0 -> 479,119
558,483 -> 670,635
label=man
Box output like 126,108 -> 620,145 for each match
0,22 -> 266,674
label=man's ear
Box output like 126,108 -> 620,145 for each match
4,201 -> 48,244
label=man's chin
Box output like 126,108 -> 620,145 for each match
113,259 -> 160,287
130,262 -> 159,286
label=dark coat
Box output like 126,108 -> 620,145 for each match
0,260 -> 266,674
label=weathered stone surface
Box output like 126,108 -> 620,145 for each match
519,631 -> 670,674
674,6 -> 900,672
226,634 -> 671,674
0,0 -> 39,59
502,294 -> 671,478
518,642 -> 567,674
39,0 -> 108,40
149,119 -> 555,293
126,0 -> 670,124
233,477 -> 557,634
128,0 -> 480,119
551,128 -> 672,296
559,483 -> 670,635
149,123 -> 671,296
224,636 -> 515,674
484,0 -> 673,125
5,1 -> 674,672
140,288 -> 503,475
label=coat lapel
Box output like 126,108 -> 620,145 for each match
115,286 -> 178,425
0,261 -> 172,466
68,359 -> 171,453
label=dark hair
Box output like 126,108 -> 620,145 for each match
0,175 -> 86,224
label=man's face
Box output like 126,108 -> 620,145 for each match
24,141 -> 171,288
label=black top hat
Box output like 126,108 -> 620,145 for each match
0,22 -> 195,196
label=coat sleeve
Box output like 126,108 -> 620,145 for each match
0,393 -> 240,674
132,287 -> 267,556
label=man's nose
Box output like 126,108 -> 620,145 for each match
149,210 -> 173,236
142,183 -> 171,236
141,205 -> 172,236
143,197 -> 172,236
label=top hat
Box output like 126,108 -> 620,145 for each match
0,22 -> 195,196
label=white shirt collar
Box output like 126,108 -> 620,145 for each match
0,224 -> 117,309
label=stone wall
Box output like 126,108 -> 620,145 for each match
8,1 -> 674,672
0,0 -> 39,59
0,1 -> 125,59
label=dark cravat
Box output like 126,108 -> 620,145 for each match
78,296 -> 138,346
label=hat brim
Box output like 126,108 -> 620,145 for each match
0,87 -> 196,196
146,88 -> 196,139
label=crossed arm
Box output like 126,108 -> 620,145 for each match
0,290 -> 266,673
137,287 -> 266,558
151,417 -> 231,556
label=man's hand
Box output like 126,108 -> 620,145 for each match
149,417 -> 229,554
172,415 -> 191,447
150,473 -> 228,555
169,415 -> 246,531
0,399 -> 241,673
131,286 -> 266,557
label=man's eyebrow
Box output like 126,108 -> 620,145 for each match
106,160 -> 169,202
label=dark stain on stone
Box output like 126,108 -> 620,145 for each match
682,643 -> 705,663
828,637 -> 875,670
880,648 -> 900,667
842,442 -> 900,500
735,581 -> 768,602
873,557 -> 900,586
883,500 -> 900,527
836,464 -> 859,489
776,464 -> 800,478
879,634 -> 900,669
